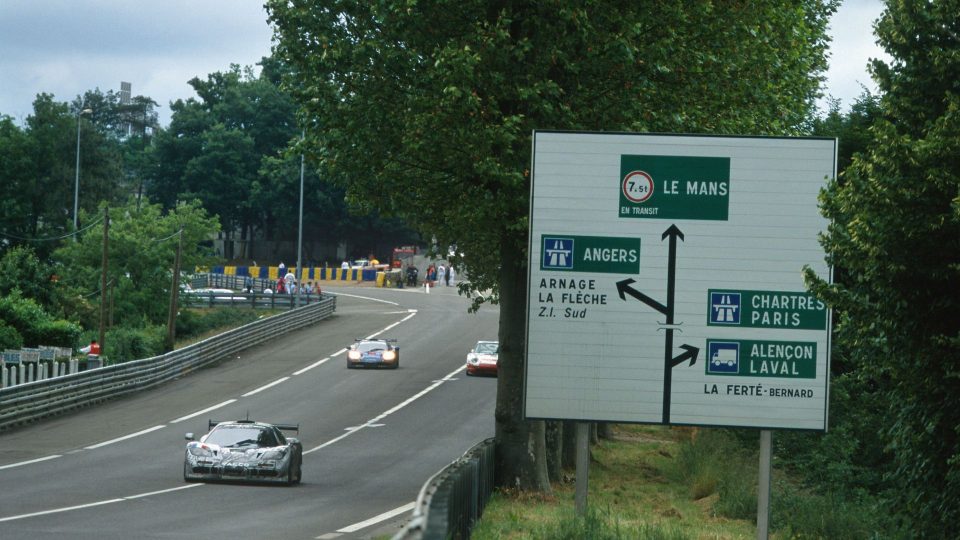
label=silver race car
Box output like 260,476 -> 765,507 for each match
184,419 -> 303,485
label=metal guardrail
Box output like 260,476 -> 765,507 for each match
182,291 -> 326,309
395,437 -> 496,540
0,296 -> 336,432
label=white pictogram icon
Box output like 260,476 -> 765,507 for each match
543,238 -> 573,269
710,292 -> 741,324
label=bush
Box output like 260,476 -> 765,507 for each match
175,309 -> 262,340
104,326 -> 165,362
666,428 -> 757,519
36,319 -> 82,348
0,322 -> 23,350
772,483 -> 906,539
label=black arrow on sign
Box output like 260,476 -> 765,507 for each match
616,278 -> 667,315
618,224 -> 696,424
670,344 -> 700,368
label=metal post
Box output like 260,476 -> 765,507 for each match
575,421 -> 590,515
73,112 -> 82,238
757,429 -> 772,539
98,206 -> 109,352
296,129 -> 305,308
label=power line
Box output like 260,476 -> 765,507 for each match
0,214 -> 105,242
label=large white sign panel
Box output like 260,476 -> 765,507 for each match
524,131 -> 835,431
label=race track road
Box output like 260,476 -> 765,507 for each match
0,284 -> 498,539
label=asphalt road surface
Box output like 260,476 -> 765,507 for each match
0,283 -> 498,539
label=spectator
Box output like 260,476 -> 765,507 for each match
284,270 -> 296,294
244,275 -> 254,293
278,261 -> 286,276
447,265 -> 455,286
341,260 -> 350,270
437,264 -> 446,286
277,276 -> 286,294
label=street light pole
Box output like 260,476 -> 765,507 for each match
73,108 -> 93,240
295,129 -> 305,308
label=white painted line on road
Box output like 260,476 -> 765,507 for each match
0,484 -> 203,523
124,484 -> 202,499
170,399 -> 237,424
304,365 -> 463,455
0,454 -> 62,471
328,292 -> 399,306
84,425 -> 166,450
294,357 -> 330,375
337,501 -> 416,533
365,309 -> 417,339
0,498 -> 126,523
242,376 -> 290,397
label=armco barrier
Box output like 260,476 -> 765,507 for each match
394,438 -> 496,540
0,296 -> 336,432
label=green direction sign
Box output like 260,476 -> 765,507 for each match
541,234 -> 640,274
619,155 -> 730,220
705,339 -> 817,379
707,290 -> 827,330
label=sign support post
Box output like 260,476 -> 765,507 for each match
575,422 -> 590,515
757,429 -> 772,539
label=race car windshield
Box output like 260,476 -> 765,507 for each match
357,342 -> 387,353
476,343 -> 498,354
206,426 -> 278,448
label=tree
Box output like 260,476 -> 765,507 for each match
267,0 -> 836,491
53,199 -> 220,329
809,1 -> 960,534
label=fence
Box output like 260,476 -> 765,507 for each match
2,347 -> 76,390
394,437 -> 496,540
0,296 -> 336,432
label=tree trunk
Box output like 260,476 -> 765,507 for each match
561,420 -> 577,469
545,420 -> 563,483
598,422 -> 614,440
494,236 -> 551,493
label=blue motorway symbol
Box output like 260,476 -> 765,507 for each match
542,237 -> 574,269
710,292 -> 741,325
707,341 -> 740,374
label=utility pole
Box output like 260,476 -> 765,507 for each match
98,206 -> 109,354
165,227 -> 184,352
296,129 -> 305,308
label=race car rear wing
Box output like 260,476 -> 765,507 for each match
208,420 -> 300,432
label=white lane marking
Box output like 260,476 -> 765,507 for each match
0,498 -> 126,523
304,365 -> 462,455
170,399 -> 237,424
328,292 -> 399,306
84,425 -> 166,450
294,357 -> 330,375
241,376 -> 290,397
337,501 -> 416,533
364,310 -> 417,339
0,484 -> 203,523
316,534 -> 342,539
0,455 -> 62,471
124,484 -> 202,499
331,348 -> 348,357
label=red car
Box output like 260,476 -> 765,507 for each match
465,341 -> 499,376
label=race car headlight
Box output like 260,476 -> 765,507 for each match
382,350 -> 396,361
348,350 -> 361,360
467,354 -> 478,365
261,449 -> 287,460
188,444 -> 214,457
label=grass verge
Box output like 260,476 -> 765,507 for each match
470,424 -> 892,539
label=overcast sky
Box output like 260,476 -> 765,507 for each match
0,1 -> 888,128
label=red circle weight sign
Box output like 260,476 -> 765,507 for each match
622,170 -> 654,203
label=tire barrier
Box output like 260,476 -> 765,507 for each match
394,438 -> 496,540
0,296 -> 336,432
202,266 -> 375,282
